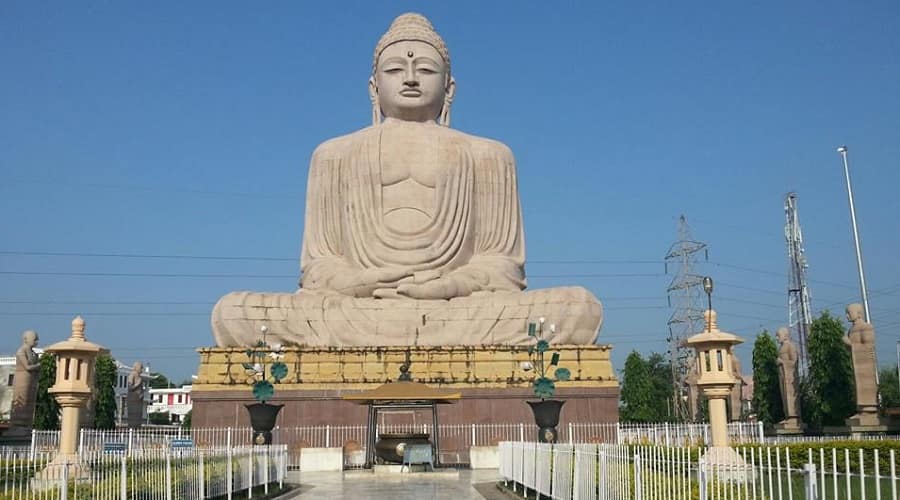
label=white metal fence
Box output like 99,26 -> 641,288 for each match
29,421 -> 762,457
0,445 -> 287,499
500,441 -> 900,500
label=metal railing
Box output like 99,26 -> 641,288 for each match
0,445 -> 287,499
500,441 -> 900,500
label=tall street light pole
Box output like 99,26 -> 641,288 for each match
837,146 -> 871,323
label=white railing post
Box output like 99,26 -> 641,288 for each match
519,423 -> 525,442
698,457 -> 708,500
199,452 -> 205,499
79,428 -> 85,454
664,422 -> 671,447
127,428 -> 134,455
248,446 -> 254,499
279,446 -> 286,488
471,424 -> 476,447
803,463 -> 818,500
615,422 -> 621,444
60,457 -> 69,500
633,453 -> 642,500
758,421 -> 765,442
227,445 -> 233,500
166,449 -> 172,500
599,450 -> 608,497
263,448 -> 269,495
568,422 -> 574,444
326,425 -> 331,448
29,430 -> 37,460
120,454 -> 128,500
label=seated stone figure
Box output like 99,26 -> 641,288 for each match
212,13 -> 603,347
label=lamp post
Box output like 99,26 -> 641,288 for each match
41,316 -> 107,478
685,278 -> 749,476
837,146 -> 871,323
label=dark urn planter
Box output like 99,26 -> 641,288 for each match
245,402 -> 284,445
374,432 -> 430,463
527,400 -> 565,443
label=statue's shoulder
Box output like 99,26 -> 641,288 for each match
444,128 -> 515,163
310,126 -> 379,162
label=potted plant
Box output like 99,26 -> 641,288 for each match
242,325 -> 288,445
523,318 -> 571,443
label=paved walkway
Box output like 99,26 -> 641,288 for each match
286,469 -> 509,499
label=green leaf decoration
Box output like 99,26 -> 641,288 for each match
241,363 -> 256,371
554,367 -> 571,381
255,340 -> 267,348
536,340 -> 549,353
533,376 -> 556,399
528,323 -> 536,337
270,362 -> 288,382
252,380 -> 274,402
550,352 -> 560,366
244,349 -> 254,358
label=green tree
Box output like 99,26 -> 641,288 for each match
181,410 -> 192,429
93,354 -> 118,429
645,352 -> 675,422
751,330 -> 783,427
620,351 -> 656,422
149,411 -> 171,425
149,372 -> 170,389
617,351 -> 675,422
879,365 -> 900,411
33,353 -> 60,430
803,311 -> 854,428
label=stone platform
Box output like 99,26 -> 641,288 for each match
191,344 -> 618,435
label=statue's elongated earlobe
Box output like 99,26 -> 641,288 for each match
368,77 -> 381,126
440,77 -> 456,127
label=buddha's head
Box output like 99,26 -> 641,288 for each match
132,361 -> 143,373
846,303 -> 863,323
22,330 -> 38,348
370,13 -> 456,125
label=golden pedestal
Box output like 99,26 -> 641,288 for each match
191,344 -> 619,433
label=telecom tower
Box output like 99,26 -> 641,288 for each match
784,192 -> 812,377
665,215 -> 708,422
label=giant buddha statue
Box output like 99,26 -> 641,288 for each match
212,13 -> 603,347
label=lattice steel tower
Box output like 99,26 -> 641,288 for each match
785,192 -> 812,377
665,215 -> 708,422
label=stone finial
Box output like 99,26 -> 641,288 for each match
703,309 -> 719,332
71,316 -> 85,340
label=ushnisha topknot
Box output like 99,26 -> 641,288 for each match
373,13 -> 450,73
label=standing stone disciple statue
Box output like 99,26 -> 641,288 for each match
126,361 -> 145,428
843,303 -> 879,424
775,327 -> 801,428
10,330 -> 41,428
212,13 -> 603,348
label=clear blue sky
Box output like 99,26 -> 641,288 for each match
2,2 -> 898,382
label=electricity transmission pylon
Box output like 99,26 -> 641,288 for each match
784,192 -> 812,377
665,215 -> 708,422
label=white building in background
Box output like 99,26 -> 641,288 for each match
0,355 -> 16,422
148,385 -> 193,424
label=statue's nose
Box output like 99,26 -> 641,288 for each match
404,68 -> 418,87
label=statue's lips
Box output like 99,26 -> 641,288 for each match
399,89 -> 422,97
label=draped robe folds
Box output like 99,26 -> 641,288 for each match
212,123 -> 603,347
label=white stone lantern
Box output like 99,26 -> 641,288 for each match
44,316 -> 107,463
